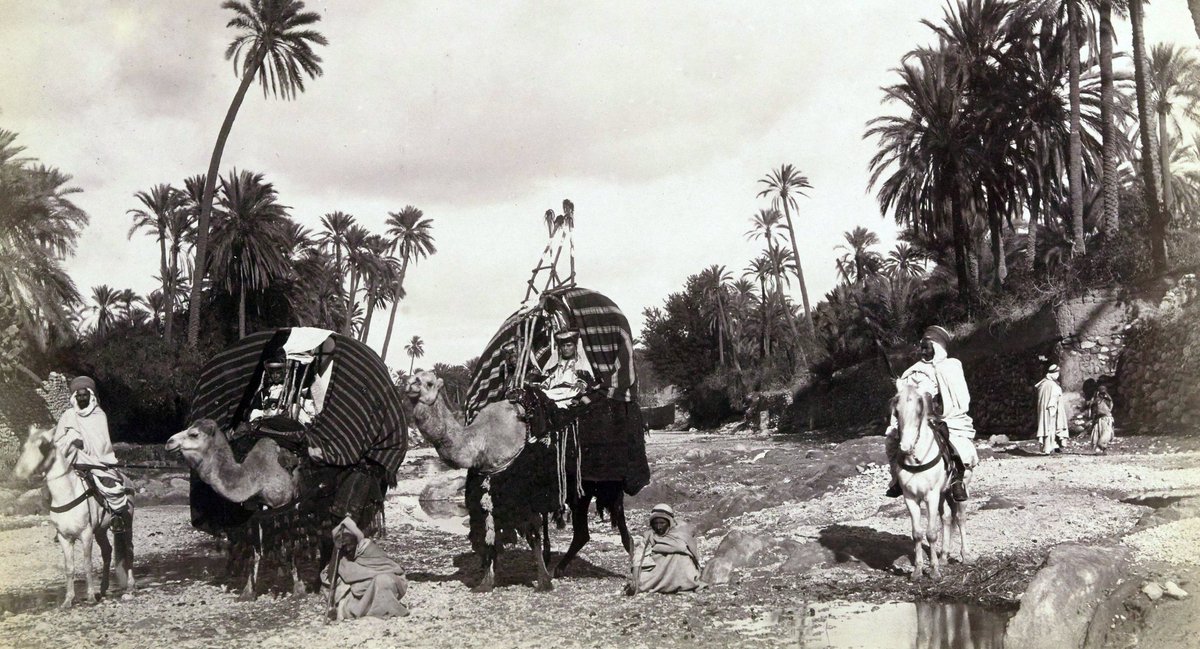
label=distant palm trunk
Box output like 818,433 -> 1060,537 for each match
187,45 -> 268,348
779,201 -> 813,332
238,284 -> 247,339
1158,107 -> 1175,220
1099,0 -> 1119,236
380,259 -> 409,359
1130,0 -> 1168,272
157,227 -> 169,337
1067,0 -> 1086,255
361,280 -> 376,343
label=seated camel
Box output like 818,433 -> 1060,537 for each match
166,418 -> 303,598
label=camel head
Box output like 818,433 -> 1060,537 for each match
405,369 -> 444,407
12,425 -> 55,482
166,419 -> 222,469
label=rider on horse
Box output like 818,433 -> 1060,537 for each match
53,376 -> 133,531
884,326 -> 977,502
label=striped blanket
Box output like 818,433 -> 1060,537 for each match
189,328 -> 408,480
464,287 -> 638,423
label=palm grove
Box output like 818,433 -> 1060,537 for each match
0,1 -> 449,441
641,0 -> 1200,425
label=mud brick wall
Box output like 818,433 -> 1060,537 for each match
1052,290 -> 1137,391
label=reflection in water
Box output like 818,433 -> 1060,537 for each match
775,600 -> 1010,649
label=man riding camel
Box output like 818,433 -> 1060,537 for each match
53,376 -> 132,531
885,325 -> 977,502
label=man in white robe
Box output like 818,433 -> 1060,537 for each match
1035,365 -> 1069,454
53,376 -> 132,530
885,325 -> 978,501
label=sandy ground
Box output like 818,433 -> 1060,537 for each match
0,430 -> 1197,648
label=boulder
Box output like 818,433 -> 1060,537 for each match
419,474 -> 468,519
1006,543 -> 1130,649
13,487 -> 47,515
702,531 -> 834,584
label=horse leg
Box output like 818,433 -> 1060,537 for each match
925,492 -> 942,580
81,525 -> 98,603
529,521 -> 554,592
59,535 -> 76,608
95,525 -> 113,598
114,526 -> 135,597
955,501 -> 968,564
555,495 -> 592,578
903,496 -> 924,582
471,544 -> 496,593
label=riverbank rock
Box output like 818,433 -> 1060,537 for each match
1006,542 -> 1131,649
702,530 -> 834,584
419,474 -> 467,519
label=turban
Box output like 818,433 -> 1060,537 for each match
69,376 -> 96,393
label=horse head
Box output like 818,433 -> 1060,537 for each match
405,369 -> 444,407
12,425 -> 56,482
894,379 -> 932,456
165,419 -> 221,469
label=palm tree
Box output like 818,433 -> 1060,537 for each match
340,224 -> 371,337
697,264 -> 740,371
1097,0 -> 1120,236
89,285 -> 120,338
757,164 -> 814,331
187,0 -> 326,348
835,226 -> 883,285
1129,0 -> 1168,272
1066,0 -> 1087,255
404,335 -> 425,373
0,130 -> 87,353
1148,44 -> 1200,225
207,169 -> 292,338
882,243 -> 927,278
381,206 -> 436,359
127,183 -> 185,343
743,255 -> 774,358
358,233 -> 400,344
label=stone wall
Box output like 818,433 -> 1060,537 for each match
1117,276 -> 1200,435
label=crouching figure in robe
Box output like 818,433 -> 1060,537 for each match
324,517 -> 409,620
629,504 -> 706,594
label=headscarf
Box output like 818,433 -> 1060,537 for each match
649,503 -> 675,530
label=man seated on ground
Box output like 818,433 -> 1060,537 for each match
324,516 -> 409,620
883,325 -> 977,502
54,376 -> 133,532
628,503 -> 706,595
539,329 -> 599,408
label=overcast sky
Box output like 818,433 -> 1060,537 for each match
1,1 -> 1194,370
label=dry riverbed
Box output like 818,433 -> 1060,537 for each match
0,428 -> 1197,648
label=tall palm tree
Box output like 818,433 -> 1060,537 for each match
207,169 -> 292,338
127,183 -> 185,343
1097,0 -> 1120,236
316,210 -> 356,312
743,255 -> 774,358
697,264 -> 740,371
381,206 -> 435,359
1066,0 -> 1087,255
0,130 -> 87,353
835,226 -> 883,285
340,224 -> 371,337
757,164 -> 814,332
358,233 -> 400,344
404,335 -> 425,373
89,285 -> 120,339
115,288 -> 143,325
883,243 -> 927,278
187,0 -> 326,347
1129,0 -> 1168,272
1148,43 -> 1200,225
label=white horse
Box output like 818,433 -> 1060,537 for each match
12,425 -> 135,606
892,380 -> 966,581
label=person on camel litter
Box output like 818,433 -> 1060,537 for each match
884,325 -> 977,502
539,329 -> 599,408
53,376 -> 133,532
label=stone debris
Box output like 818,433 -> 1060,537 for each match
1163,581 -> 1189,600
1142,582 -> 1164,601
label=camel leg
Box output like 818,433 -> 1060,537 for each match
614,499 -> 632,553
555,496 -> 592,578
239,528 -> 260,602
59,535 -> 76,608
95,527 -> 113,598
903,497 -> 924,582
471,545 -> 496,594
541,516 -> 553,569
80,525 -> 97,603
925,492 -> 942,580
529,527 -> 554,592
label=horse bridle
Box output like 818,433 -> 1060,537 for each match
34,429 -> 96,513
899,407 -> 943,474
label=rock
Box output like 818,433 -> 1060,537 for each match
1143,582 -> 1164,601
778,543 -> 836,574
14,488 -> 47,515
1006,543 -> 1131,649
1163,581 -> 1189,600
989,434 -> 1010,445
891,554 -> 913,574
168,478 -> 190,490
702,531 -> 767,585
419,474 -> 468,519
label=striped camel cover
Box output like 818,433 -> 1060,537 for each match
188,328 -> 408,480
464,287 -> 638,424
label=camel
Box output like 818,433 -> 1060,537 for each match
13,425 -> 135,607
165,418 -> 303,598
891,380 -> 966,581
406,369 -> 633,592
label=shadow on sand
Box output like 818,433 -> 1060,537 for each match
407,551 -> 621,589
817,524 -> 911,571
